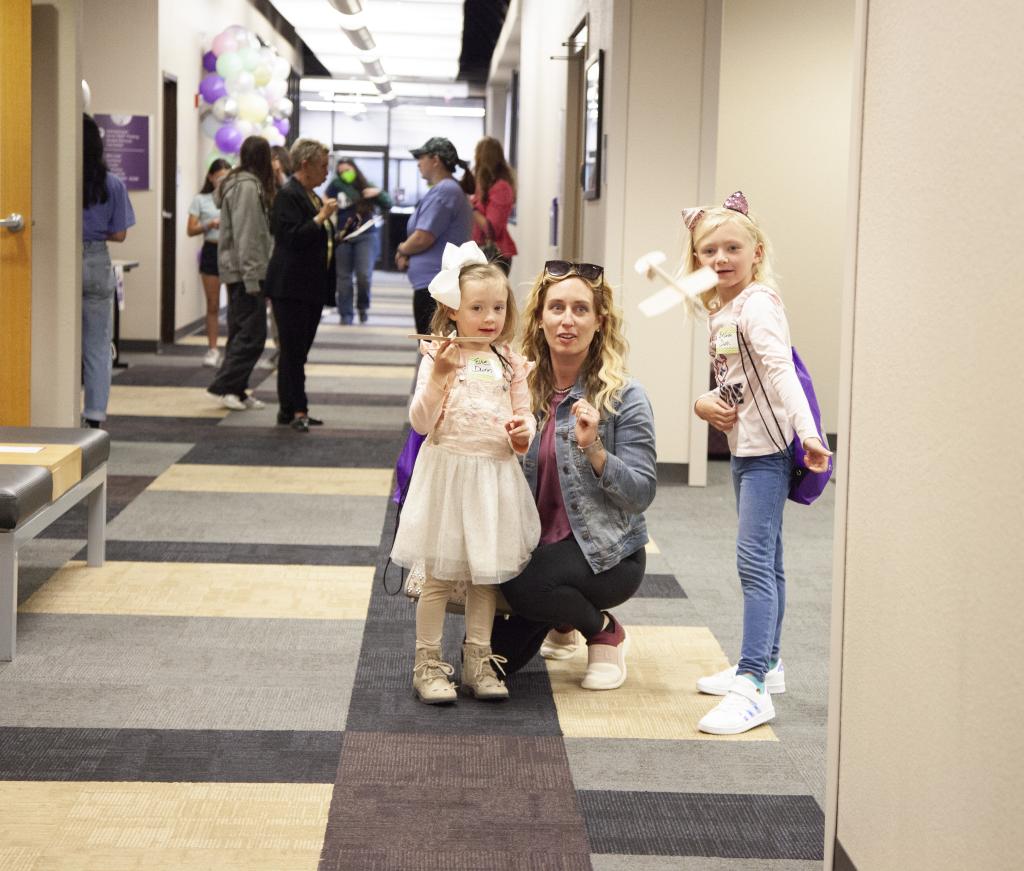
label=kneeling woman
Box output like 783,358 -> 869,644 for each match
495,260 -> 657,690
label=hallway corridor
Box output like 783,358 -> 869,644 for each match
1,274 -> 830,870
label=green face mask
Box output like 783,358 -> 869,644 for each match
340,168 -> 357,184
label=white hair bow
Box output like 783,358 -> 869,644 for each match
427,241 -> 488,309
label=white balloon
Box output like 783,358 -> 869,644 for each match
211,96 -> 239,122
201,112 -> 221,139
262,126 -> 285,147
274,97 -> 294,119
263,78 -> 287,104
235,119 -> 255,137
272,57 -> 291,81
233,71 -> 255,93
237,92 -> 269,124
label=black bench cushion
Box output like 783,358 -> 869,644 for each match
0,465 -> 53,531
0,427 -> 110,475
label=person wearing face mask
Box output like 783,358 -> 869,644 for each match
326,157 -> 392,325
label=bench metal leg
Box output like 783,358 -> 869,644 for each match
86,474 -> 107,568
1,533 -> 16,661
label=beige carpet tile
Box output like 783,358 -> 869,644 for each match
148,464 -> 394,496
0,781 -> 331,869
20,561 -> 373,620
105,387 -> 229,419
646,537 -> 661,554
546,625 -> 778,742
303,363 -> 416,380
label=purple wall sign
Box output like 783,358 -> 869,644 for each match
94,114 -> 150,190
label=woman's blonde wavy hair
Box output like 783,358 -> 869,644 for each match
517,271 -> 629,420
682,207 -> 778,313
429,262 -> 518,348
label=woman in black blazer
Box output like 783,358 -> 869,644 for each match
264,138 -> 338,432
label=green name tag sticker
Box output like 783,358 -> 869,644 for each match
716,325 -> 739,356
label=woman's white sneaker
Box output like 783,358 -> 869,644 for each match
202,348 -> 221,367
697,659 -> 785,696
698,676 -> 775,735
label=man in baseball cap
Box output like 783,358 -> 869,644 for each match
410,136 -> 460,170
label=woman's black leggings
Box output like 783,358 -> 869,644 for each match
494,538 -> 645,674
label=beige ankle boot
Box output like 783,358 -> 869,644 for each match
461,644 -> 510,700
412,646 -> 457,704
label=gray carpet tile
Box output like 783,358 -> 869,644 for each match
179,428 -> 405,467
75,540 -> 380,566
318,733 -> 591,871
36,475 -> 154,540
613,596 -> 708,627
0,727 -> 342,782
101,414 -> 222,443
252,390 -> 410,407
112,365 -> 227,388
104,491 -> 390,546
107,440 -> 193,476
215,406 -> 407,432
634,573 -> 687,598
0,615 -> 363,730
304,376 -> 415,396
592,857 -> 823,871
565,738 -> 816,796
579,790 -> 824,860
307,338 -> 412,352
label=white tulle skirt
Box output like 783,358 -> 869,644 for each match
391,443 -> 540,584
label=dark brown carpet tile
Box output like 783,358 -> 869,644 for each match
579,790 -> 825,860
0,727 -> 342,783
318,733 -> 591,871
37,475 -> 154,539
100,415 -> 222,443
177,427 -> 405,468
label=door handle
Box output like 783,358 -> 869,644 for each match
162,210 -> 173,220
0,213 -> 25,233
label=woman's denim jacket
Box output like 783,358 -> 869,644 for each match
521,378 -> 657,574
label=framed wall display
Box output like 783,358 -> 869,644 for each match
582,49 -> 603,200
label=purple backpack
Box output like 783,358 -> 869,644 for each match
735,290 -> 833,505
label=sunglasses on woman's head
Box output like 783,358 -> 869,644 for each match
543,260 -> 604,283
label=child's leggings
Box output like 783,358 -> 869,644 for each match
416,574 -> 497,649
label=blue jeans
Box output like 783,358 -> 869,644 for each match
731,446 -> 793,682
335,230 -> 375,321
82,241 -> 115,421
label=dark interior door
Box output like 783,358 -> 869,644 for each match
160,76 -> 177,345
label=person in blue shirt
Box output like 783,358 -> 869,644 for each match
394,137 -> 474,333
81,114 -> 135,428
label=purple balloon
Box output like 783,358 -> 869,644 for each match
214,123 -> 243,154
199,74 -> 227,104
274,117 -> 290,136
202,50 -> 217,73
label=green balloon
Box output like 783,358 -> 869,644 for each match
216,51 -> 243,81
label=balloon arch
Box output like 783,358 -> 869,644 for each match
197,25 -> 293,168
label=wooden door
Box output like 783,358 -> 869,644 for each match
0,0 -> 32,424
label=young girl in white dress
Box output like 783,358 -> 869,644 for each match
391,242 -> 541,704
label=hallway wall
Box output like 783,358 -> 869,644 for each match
81,0 -> 299,343
828,1 -> 1024,868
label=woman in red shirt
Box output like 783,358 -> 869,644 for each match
470,136 -> 517,274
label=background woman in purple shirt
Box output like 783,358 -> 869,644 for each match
82,114 -> 135,427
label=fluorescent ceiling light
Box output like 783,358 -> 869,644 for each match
424,106 -> 485,118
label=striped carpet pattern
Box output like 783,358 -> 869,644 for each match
0,274 -> 829,869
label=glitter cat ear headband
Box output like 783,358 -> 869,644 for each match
681,190 -> 749,232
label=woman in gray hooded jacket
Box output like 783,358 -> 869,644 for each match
207,136 -> 276,410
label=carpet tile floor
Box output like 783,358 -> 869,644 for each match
0,275 -> 831,869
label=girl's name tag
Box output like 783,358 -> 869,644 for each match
467,354 -> 502,381
716,325 -> 739,356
